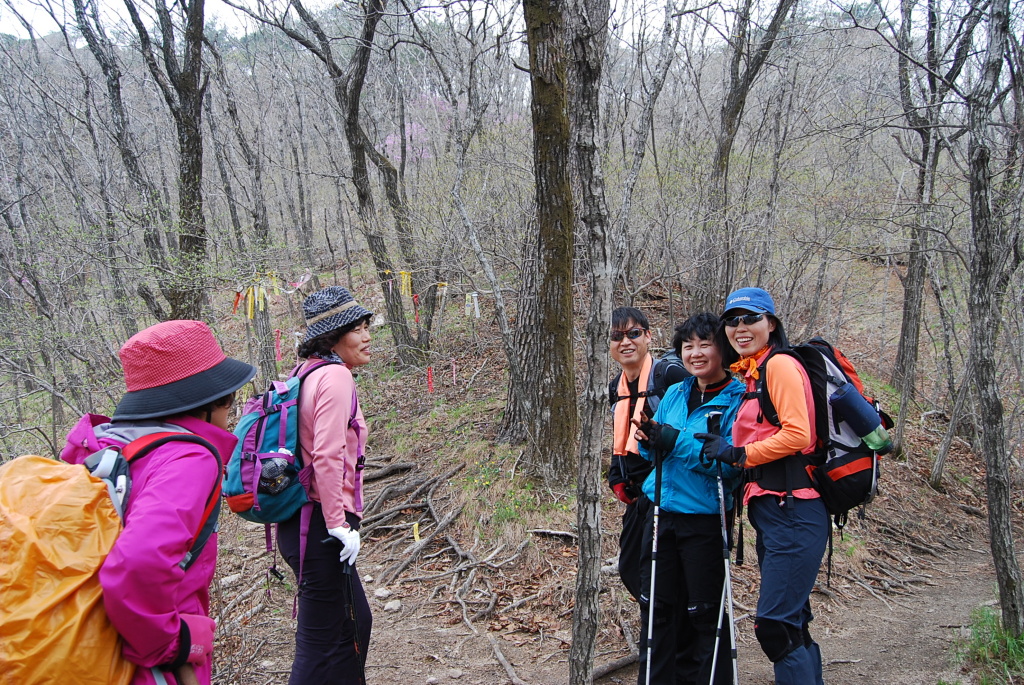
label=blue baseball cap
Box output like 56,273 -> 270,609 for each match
723,287 -> 776,316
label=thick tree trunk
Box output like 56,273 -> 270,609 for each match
519,0 -> 578,483
170,78 -> 207,321
966,0 -> 1024,636
566,0 -> 613,678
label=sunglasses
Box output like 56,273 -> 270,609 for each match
723,313 -> 765,327
610,327 -> 646,342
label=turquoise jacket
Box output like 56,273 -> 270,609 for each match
638,376 -> 744,515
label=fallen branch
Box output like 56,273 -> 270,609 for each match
363,476 -> 428,517
487,633 -> 531,685
528,528 -> 577,541
382,503 -> 465,583
500,593 -> 540,613
360,502 -> 427,531
958,503 -> 984,518
363,461 -> 415,482
844,573 -> 892,610
591,653 -> 638,681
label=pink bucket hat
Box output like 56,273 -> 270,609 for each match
113,320 -> 256,420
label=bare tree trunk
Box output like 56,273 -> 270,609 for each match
123,0 -> 209,320
204,94 -> 246,254
73,70 -> 138,338
518,0 -> 579,483
566,0 -> 614,677
966,0 -> 1024,635
206,38 -> 279,383
696,0 -> 798,310
71,0 -> 179,321
889,0 -> 982,453
249,0 -> 428,364
928,361 -> 972,489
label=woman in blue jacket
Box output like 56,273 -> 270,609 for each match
635,312 -> 743,685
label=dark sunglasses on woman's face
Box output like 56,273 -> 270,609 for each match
723,313 -> 765,327
610,327 -> 645,342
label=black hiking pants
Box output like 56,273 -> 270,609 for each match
279,501 -> 372,685
636,511 -> 735,685
618,495 -> 651,601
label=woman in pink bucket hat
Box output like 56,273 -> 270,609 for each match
278,286 -> 374,685
60,320 -> 256,685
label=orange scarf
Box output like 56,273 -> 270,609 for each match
612,354 -> 654,456
729,345 -> 771,379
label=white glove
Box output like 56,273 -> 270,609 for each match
327,524 -> 360,565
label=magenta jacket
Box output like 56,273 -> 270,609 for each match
61,413 -> 238,685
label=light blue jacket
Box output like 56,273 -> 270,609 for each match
638,376 -> 744,515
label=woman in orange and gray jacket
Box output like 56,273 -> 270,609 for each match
696,287 -> 828,685
279,286 -> 373,685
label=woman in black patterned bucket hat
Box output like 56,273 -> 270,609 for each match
301,285 -> 375,348
280,285 -> 374,684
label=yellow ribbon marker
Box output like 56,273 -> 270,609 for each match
413,522 -> 420,542
246,287 -> 255,319
257,286 -> 267,311
399,271 -> 413,297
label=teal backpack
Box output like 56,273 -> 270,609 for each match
223,360 -> 349,523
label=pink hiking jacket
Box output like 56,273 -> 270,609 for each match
296,359 -> 368,529
61,413 -> 238,685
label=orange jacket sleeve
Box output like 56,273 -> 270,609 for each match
743,354 -> 813,466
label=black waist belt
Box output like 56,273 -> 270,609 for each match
747,452 -> 821,493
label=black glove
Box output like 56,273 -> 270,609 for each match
695,432 -> 745,466
643,421 -> 680,455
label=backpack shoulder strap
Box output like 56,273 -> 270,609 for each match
122,432 -> 222,571
121,431 -> 220,463
292,358 -> 342,383
609,371 -> 629,404
748,348 -> 788,427
650,359 -> 668,397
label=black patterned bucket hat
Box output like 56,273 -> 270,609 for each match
302,286 -> 374,342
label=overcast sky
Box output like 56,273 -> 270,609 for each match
0,0 -> 265,38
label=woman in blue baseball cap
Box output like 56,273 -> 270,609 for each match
698,287 -> 829,685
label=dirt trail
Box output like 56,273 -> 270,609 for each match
345,545 -> 996,685
732,546 -> 995,685
817,547 -> 993,685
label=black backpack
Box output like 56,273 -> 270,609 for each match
607,353 -> 688,413
748,338 -> 892,529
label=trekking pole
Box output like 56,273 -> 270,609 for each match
704,411 -> 739,685
640,421 -> 678,685
323,538 -> 367,685
643,422 -> 664,685
342,562 -> 367,685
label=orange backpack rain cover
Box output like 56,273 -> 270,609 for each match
0,455 -> 136,685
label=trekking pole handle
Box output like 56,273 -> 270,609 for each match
706,411 -> 722,437
321,536 -> 354,576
